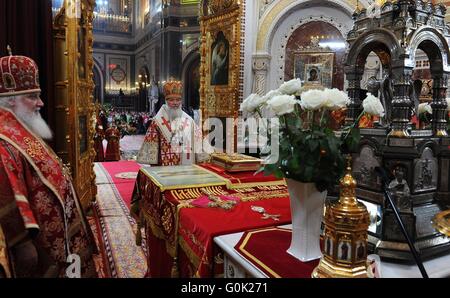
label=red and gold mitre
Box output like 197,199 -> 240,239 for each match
0,47 -> 41,97
163,80 -> 182,100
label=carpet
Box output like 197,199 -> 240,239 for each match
91,161 -> 147,277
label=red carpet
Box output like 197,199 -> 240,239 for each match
96,161 -> 142,207
91,161 -> 147,277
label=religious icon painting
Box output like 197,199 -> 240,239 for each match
337,240 -> 351,262
305,64 -> 322,83
210,31 -> 230,86
294,52 -> 334,88
355,240 -> 366,261
324,235 -> 334,257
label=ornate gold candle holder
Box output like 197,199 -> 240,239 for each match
312,158 -> 370,278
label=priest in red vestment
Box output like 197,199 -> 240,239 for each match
104,124 -> 121,161
94,117 -> 105,162
136,80 -> 211,165
0,52 -> 97,277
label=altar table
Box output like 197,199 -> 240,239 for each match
214,225 -> 450,278
131,163 -> 290,277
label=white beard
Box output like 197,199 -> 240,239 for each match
15,104 -> 53,140
163,104 -> 183,122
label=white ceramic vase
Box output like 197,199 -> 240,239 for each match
286,178 -> 327,262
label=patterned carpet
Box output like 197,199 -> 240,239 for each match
90,161 -> 147,278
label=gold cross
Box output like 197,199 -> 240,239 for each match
202,189 -> 237,210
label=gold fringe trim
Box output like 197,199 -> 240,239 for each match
228,180 -> 287,189
178,235 -> 201,269
171,257 -> 180,278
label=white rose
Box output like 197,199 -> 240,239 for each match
300,89 -> 327,110
261,89 -> 282,102
278,78 -> 302,95
418,102 -> 432,115
267,94 -> 299,116
323,88 -> 350,110
240,93 -> 266,114
362,93 -> 385,116
446,98 -> 450,111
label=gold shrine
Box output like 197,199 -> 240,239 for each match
313,159 -> 370,278
52,0 -> 97,210
199,0 -> 242,151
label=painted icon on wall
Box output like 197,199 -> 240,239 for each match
294,52 -> 334,88
210,31 -> 229,86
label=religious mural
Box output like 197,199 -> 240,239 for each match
210,31 -> 229,86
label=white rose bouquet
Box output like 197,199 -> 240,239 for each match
241,79 -> 384,192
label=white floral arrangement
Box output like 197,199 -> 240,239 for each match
241,78 -> 384,191
418,102 -> 433,115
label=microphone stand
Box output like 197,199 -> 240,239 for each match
375,167 -> 429,278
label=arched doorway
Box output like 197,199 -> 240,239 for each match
284,21 -> 346,90
93,59 -> 104,104
182,52 -> 200,120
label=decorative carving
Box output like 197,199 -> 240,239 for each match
52,0 -> 97,210
413,148 -> 438,192
200,0 -> 242,149
353,145 -> 382,190
208,0 -> 234,15
252,54 -> 270,95
346,0 -> 450,261
388,165 -> 412,212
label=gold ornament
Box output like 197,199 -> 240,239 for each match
312,156 -> 370,278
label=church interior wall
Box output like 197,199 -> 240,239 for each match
265,4 -> 354,92
105,53 -> 132,93
244,0 -> 372,98
243,0 -> 259,106
93,58 -> 106,104
284,20 -> 347,90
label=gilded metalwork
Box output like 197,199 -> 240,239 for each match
52,0 -> 97,210
200,0 -> 242,149
432,210 -> 450,237
312,158 -> 370,278
210,152 -> 262,172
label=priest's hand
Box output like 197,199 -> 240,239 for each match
12,239 -> 38,277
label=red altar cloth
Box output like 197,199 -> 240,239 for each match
198,163 -> 284,186
132,163 -> 289,277
235,227 -> 319,278
178,197 -> 291,277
